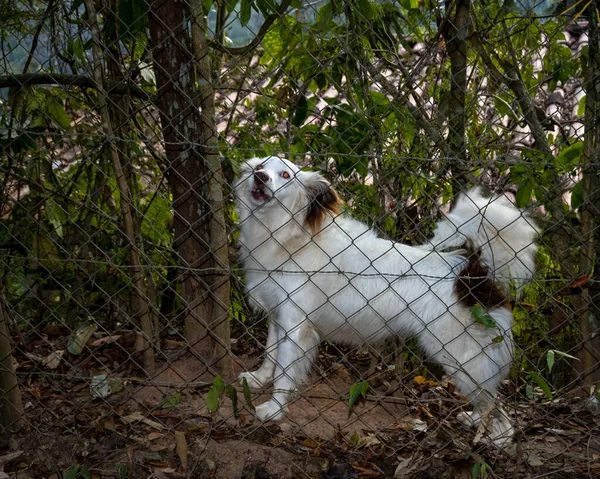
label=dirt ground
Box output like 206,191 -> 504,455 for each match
2,345 -> 600,479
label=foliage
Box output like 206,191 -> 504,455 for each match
0,0 -> 597,397
205,375 -> 254,417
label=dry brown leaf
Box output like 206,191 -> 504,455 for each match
42,350 -> 64,369
570,274 -> 590,289
175,430 -> 188,471
299,437 -> 320,449
121,412 -> 165,430
150,444 -> 169,452
391,418 -> 427,432
148,432 -> 164,441
90,335 -> 121,347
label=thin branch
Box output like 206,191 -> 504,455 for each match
0,73 -> 152,101
207,0 -> 293,55
469,27 -> 553,159
83,0 -> 155,372
365,63 -> 453,158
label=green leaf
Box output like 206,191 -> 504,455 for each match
350,431 -> 360,446
31,236 -> 61,270
212,375 -> 225,395
552,350 -> 579,361
206,386 -> 220,412
556,141 -> 584,165
225,384 -> 239,418
348,380 -> 369,410
529,373 -> 552,399
526,384 -> 534,400
242,376 -> 255,411
202,0 -> 214,14
226,0 -> 239,16
472,461 -> 481,479
571,180 -> 583,209
256,0 -> 275,16
577,95 -> 586,116
546,350 -> 555,373
159,392 -> 181,409
515,180 -> 533,208
400,0 -> 418,9
357,0 -> 375,19
117,0 -> 148,39
471,304 -> 497,329
240,0 -> 252,26
292,95 -> 309,127
81,465 -> 91,479
491,335 -> 504,344
45,96 -> 71,129
65,466 -> 78,479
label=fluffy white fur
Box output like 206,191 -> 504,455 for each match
235,156 -> 537,446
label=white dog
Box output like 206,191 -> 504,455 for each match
235,156 -> 537,445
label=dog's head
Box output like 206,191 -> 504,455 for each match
234,156 -> 341,234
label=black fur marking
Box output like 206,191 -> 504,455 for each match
304,180 -> 341,234
454,244 -> 508,309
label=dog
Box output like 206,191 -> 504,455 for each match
234,156 -> 537,446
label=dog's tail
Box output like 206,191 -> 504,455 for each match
428,188 -> 538,293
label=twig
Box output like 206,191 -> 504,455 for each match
0,73 -> 152,101
208,0 -> 294,55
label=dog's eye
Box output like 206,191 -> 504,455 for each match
281,171 -> 290,179
255,164 -> 263,171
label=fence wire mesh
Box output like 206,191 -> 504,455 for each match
1,0 -> 600,477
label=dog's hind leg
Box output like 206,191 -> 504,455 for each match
418,307 -> 515,446
254,307 -> 320,422
239,317 -> 278,389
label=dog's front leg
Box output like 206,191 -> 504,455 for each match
239,316 -> 278,388
254,309 -> 319,422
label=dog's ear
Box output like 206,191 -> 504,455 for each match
304,174 -> 342,234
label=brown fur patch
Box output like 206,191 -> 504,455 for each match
454,244 -> 508,310
304,180 -> 341,234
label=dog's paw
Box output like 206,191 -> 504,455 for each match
457,410 -> 480,428
458,409 -> 514,448
239,370 -> 271,389
254,400 -> 287,422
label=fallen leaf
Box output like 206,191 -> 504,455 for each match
300,437 -> 320,449
29,387 -> 42,399
394,456 -> 421,478
24,352 -> 45,363
90,375 -> 111,399
0,450 -> 23,467
67,324 -> 98,355
148,432 -> 164,441
150,444 -> 169,452
413,376 -> 437,387
121,412 -> 165,430
90,335 -> 121,347
361,434 -> 382,448
175,430 -> 188,471
527,452 -> 544,467
350,463 -> 380,476
391,418 -> 427,432
570,274 -> 590,289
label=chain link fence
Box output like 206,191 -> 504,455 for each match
1,0 -> 600,477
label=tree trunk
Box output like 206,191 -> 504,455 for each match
148,0 -> 231,376
577,3 -> 600,385
0,299 -> 23,433
442,0 -> 471,193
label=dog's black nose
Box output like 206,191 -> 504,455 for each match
254,170 -> 270,184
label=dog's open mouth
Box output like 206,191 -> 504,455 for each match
250,184 -> 271,202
